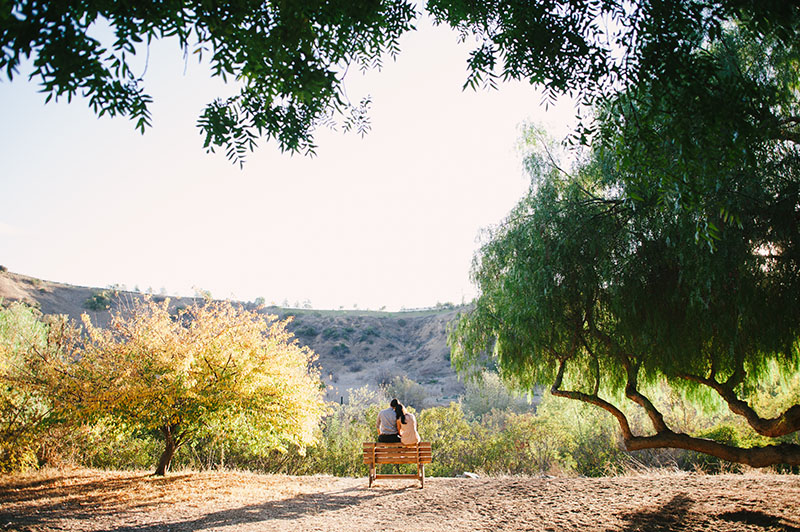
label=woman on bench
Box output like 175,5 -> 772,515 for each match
395,401 -> 420,445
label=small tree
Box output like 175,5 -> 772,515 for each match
46,298 -> 327,475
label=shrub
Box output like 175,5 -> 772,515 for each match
303,387 -> 383,476
345,360 -> 364,372
683,425 -> 744,473
359,326 -> 380,342
462,371 -> 534,420
331,343 -> 350,357
84,290 -> 113,311
418,403 -> 477,476
322,327 -> 342,340
382,376 -> 428,409
294,325 -> 318,338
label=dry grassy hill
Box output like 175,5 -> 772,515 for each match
0,270 -> 465,406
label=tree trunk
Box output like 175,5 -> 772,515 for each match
154,425 -> 178,476
552,367 -> 800,468
624,431 -> 800,467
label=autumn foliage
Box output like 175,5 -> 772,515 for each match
14,298 -> 327,475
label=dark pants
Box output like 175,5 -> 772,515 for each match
378,433 -> 401,443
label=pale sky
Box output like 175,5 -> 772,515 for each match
0,17 -> 577,311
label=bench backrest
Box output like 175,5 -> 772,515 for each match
363,442 -> 432,465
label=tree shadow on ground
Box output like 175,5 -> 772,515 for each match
0,474 -> 85,501
618,494 -> 695,531
617,494 -> 800,532
89,487 -> 394,532
0,472 -> 194,523
0,474 -> 404,532
718,510 -> 800,532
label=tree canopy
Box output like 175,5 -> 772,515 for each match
3,1 -> 798,165
1,0 -> 416,164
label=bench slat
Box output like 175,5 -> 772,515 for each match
364,458 -> 432,465
364,454 -> 432,459
362,442 -> 431,446
364,453 -> 432,458
363,444 -> 431,450
366,450 -> 432,456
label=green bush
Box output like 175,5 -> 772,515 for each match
331,343 -> 350,356
322,327 -> 351,340
303,387 -> 383,476
294,325 -> 318,338
681,425 -> 744,473
419,402 -> 477,476
383,376 -> 428,409
462,371 -> 534,420
358,326 -> 380,342
84,290 -> 113,311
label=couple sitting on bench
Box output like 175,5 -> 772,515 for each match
366,398 -> 430,487
377,398 -> 420,444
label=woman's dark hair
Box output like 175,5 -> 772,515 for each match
394,402 -> 407,424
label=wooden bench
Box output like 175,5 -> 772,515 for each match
363,442 -> 432,488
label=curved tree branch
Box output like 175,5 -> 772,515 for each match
551,359 -> 800,467
620,354 -> 669,433
550,358 -> 634,441
679,371 -> 800,438
625,431 -> 800,467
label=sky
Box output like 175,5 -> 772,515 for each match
0,17 -> 577,311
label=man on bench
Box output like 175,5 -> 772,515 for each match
377,398 -> 402,442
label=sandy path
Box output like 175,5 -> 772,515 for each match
1,468 -> 799,531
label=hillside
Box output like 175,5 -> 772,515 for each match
0,270 -> 465,406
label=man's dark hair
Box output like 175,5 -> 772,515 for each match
390,398 -> 398,408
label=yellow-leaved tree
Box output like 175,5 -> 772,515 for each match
48,298 -> 327,475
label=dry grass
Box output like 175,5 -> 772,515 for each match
2,467 -> 800,531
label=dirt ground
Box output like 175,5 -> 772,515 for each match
1,468 -> 799,532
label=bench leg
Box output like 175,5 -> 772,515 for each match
419,464 -> 424,489
369,465 -> 374,488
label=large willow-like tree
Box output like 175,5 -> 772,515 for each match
450,26 -> 800,466
450,148 -> 800,466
